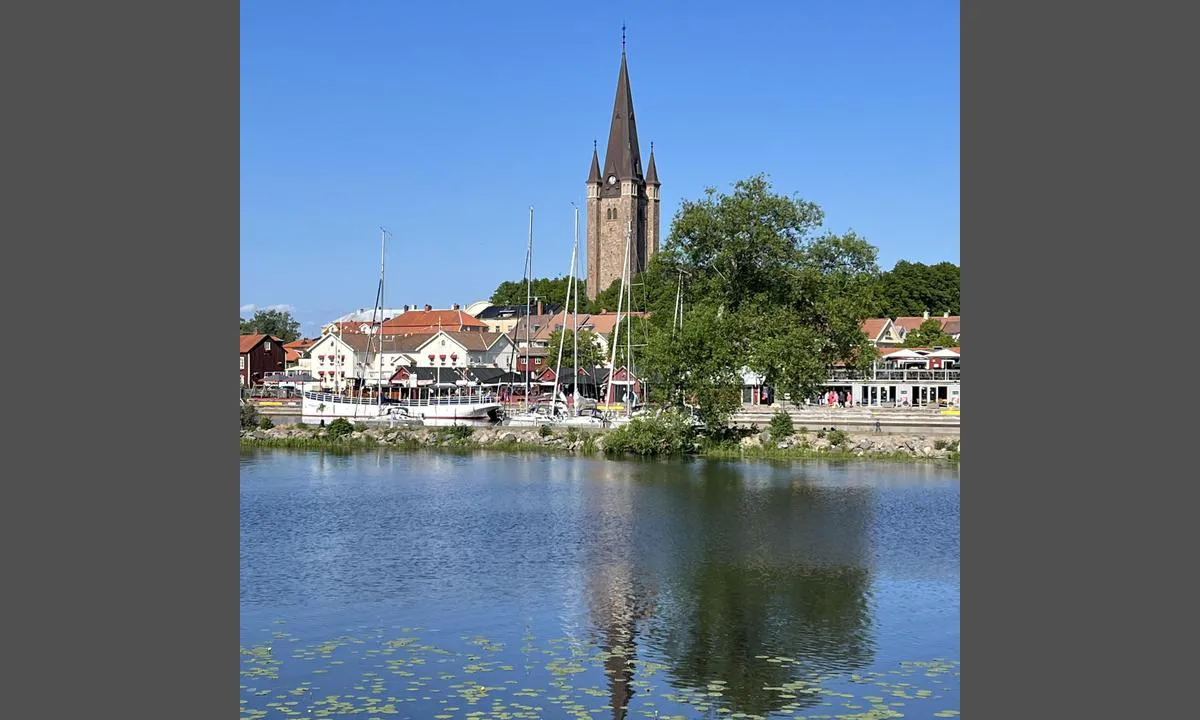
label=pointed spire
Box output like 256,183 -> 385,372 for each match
601,38 -> 643,182
587,139 -> 601,184
645,141 -> 659,186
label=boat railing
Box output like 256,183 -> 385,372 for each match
304,391 -> 499,407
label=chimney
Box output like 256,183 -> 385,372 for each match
537,300 -> 544,316
403,305 -> 409,312
425,304 -> 432,312
923,310 -> 930,320
453,303 -> 460,311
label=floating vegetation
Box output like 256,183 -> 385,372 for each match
241,626 -> 958,720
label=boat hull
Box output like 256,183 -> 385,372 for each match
302,392 -> 500,426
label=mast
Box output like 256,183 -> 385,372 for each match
605,220 -> 631,406
572,203 -> 580,407
554,205 -> 578,415
624,224 -> 634,418
525,206 -> 533,405
376,226 -> 388,410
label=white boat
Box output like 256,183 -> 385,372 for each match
502,402 -> 562,427
302,390 -> 501,426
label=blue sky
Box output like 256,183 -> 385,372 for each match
241,0 -> 959,334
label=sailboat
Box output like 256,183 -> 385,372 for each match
302,229 -> 502,426
552,203 -> 606,428
502,207 -> 561,427
598,220 -> 648,428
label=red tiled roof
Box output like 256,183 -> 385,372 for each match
894,316 -> 961,332
239,334 -> 279,353
861,318 -> 888,341
383,310 -> 488,331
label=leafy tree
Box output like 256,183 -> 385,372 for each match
876,260 -> 959,318
636,175 -> 881,426
588,276 -> 627,314
240,309 -> 301,342
604,314 -> 651,370
489,276 -> 586,310
903,317 -> 958,348
546,327 -> 606,370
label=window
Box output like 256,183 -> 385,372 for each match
240,356 -> 245,369
264,341 -> 271,350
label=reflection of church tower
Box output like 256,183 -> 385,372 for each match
586,29 -> 661,302
583,465 -> 655,720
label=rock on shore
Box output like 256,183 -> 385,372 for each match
240,424 -> 957,460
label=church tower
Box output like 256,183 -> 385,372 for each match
586,34 -> 660,302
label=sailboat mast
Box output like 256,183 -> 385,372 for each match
525,207 -> 533,404
624,224 -> 633,418
377,226 -> 387,410
554,205 -> 577,412
605,220 -> 631,406
572,204 -> 579,406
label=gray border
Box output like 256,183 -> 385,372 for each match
5,1 -> 236,716
963,1 -> 1193,717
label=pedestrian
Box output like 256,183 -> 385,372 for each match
875,420 -> 881,433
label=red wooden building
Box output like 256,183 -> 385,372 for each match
240,334 -> 285,386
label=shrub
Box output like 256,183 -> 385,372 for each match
437,425 -> 474,441
258,417 -> 274,430
816,428 -> 827,439
580,434 -> 598,454
565,427 -> 579,443
327,417 -> 354,439
240,403 -> 259,430
827,429 -> 849,447
604,411 -> 696,456
768,410 -> 794,440
295,422 -> 308,429
538,424 -> 553,438
934,439 -> 948,450
798,426 -> 809,435
354,422 -> 369,432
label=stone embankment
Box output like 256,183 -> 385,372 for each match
239,424 -> 960,461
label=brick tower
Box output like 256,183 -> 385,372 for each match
586,37 -> 660,302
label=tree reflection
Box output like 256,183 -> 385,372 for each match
586,459 -> 876,717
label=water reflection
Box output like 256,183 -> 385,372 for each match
241,451 -> 957,719
582,461 -> 656,719
579,459 -> 876,717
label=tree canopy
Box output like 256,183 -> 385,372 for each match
636,175 -> 882,425
240,308 -> 300,342
490,276 -> 586,310
875,260 -> 959,318
546,327 -> 606,370
903,318 -> 958,348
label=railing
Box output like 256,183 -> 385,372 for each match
825,368 -> 961,382
303,391 -> 497,407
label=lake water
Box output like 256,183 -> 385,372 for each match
241,450 -> 960,720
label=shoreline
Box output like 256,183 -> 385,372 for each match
239,424 -> 960,463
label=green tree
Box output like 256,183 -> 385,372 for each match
489,276 -> 586,310
546,327 -> 606,370
587,276 -> 627,314
637,175 -> 881,426
240,309 -> 301,342
604,314 -> 652,370
876,260 -> 959,318
903,317 -> 958,348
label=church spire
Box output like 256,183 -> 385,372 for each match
601,35 -> 643,183
645,142 -> 659,186
587,140 -> 602,184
